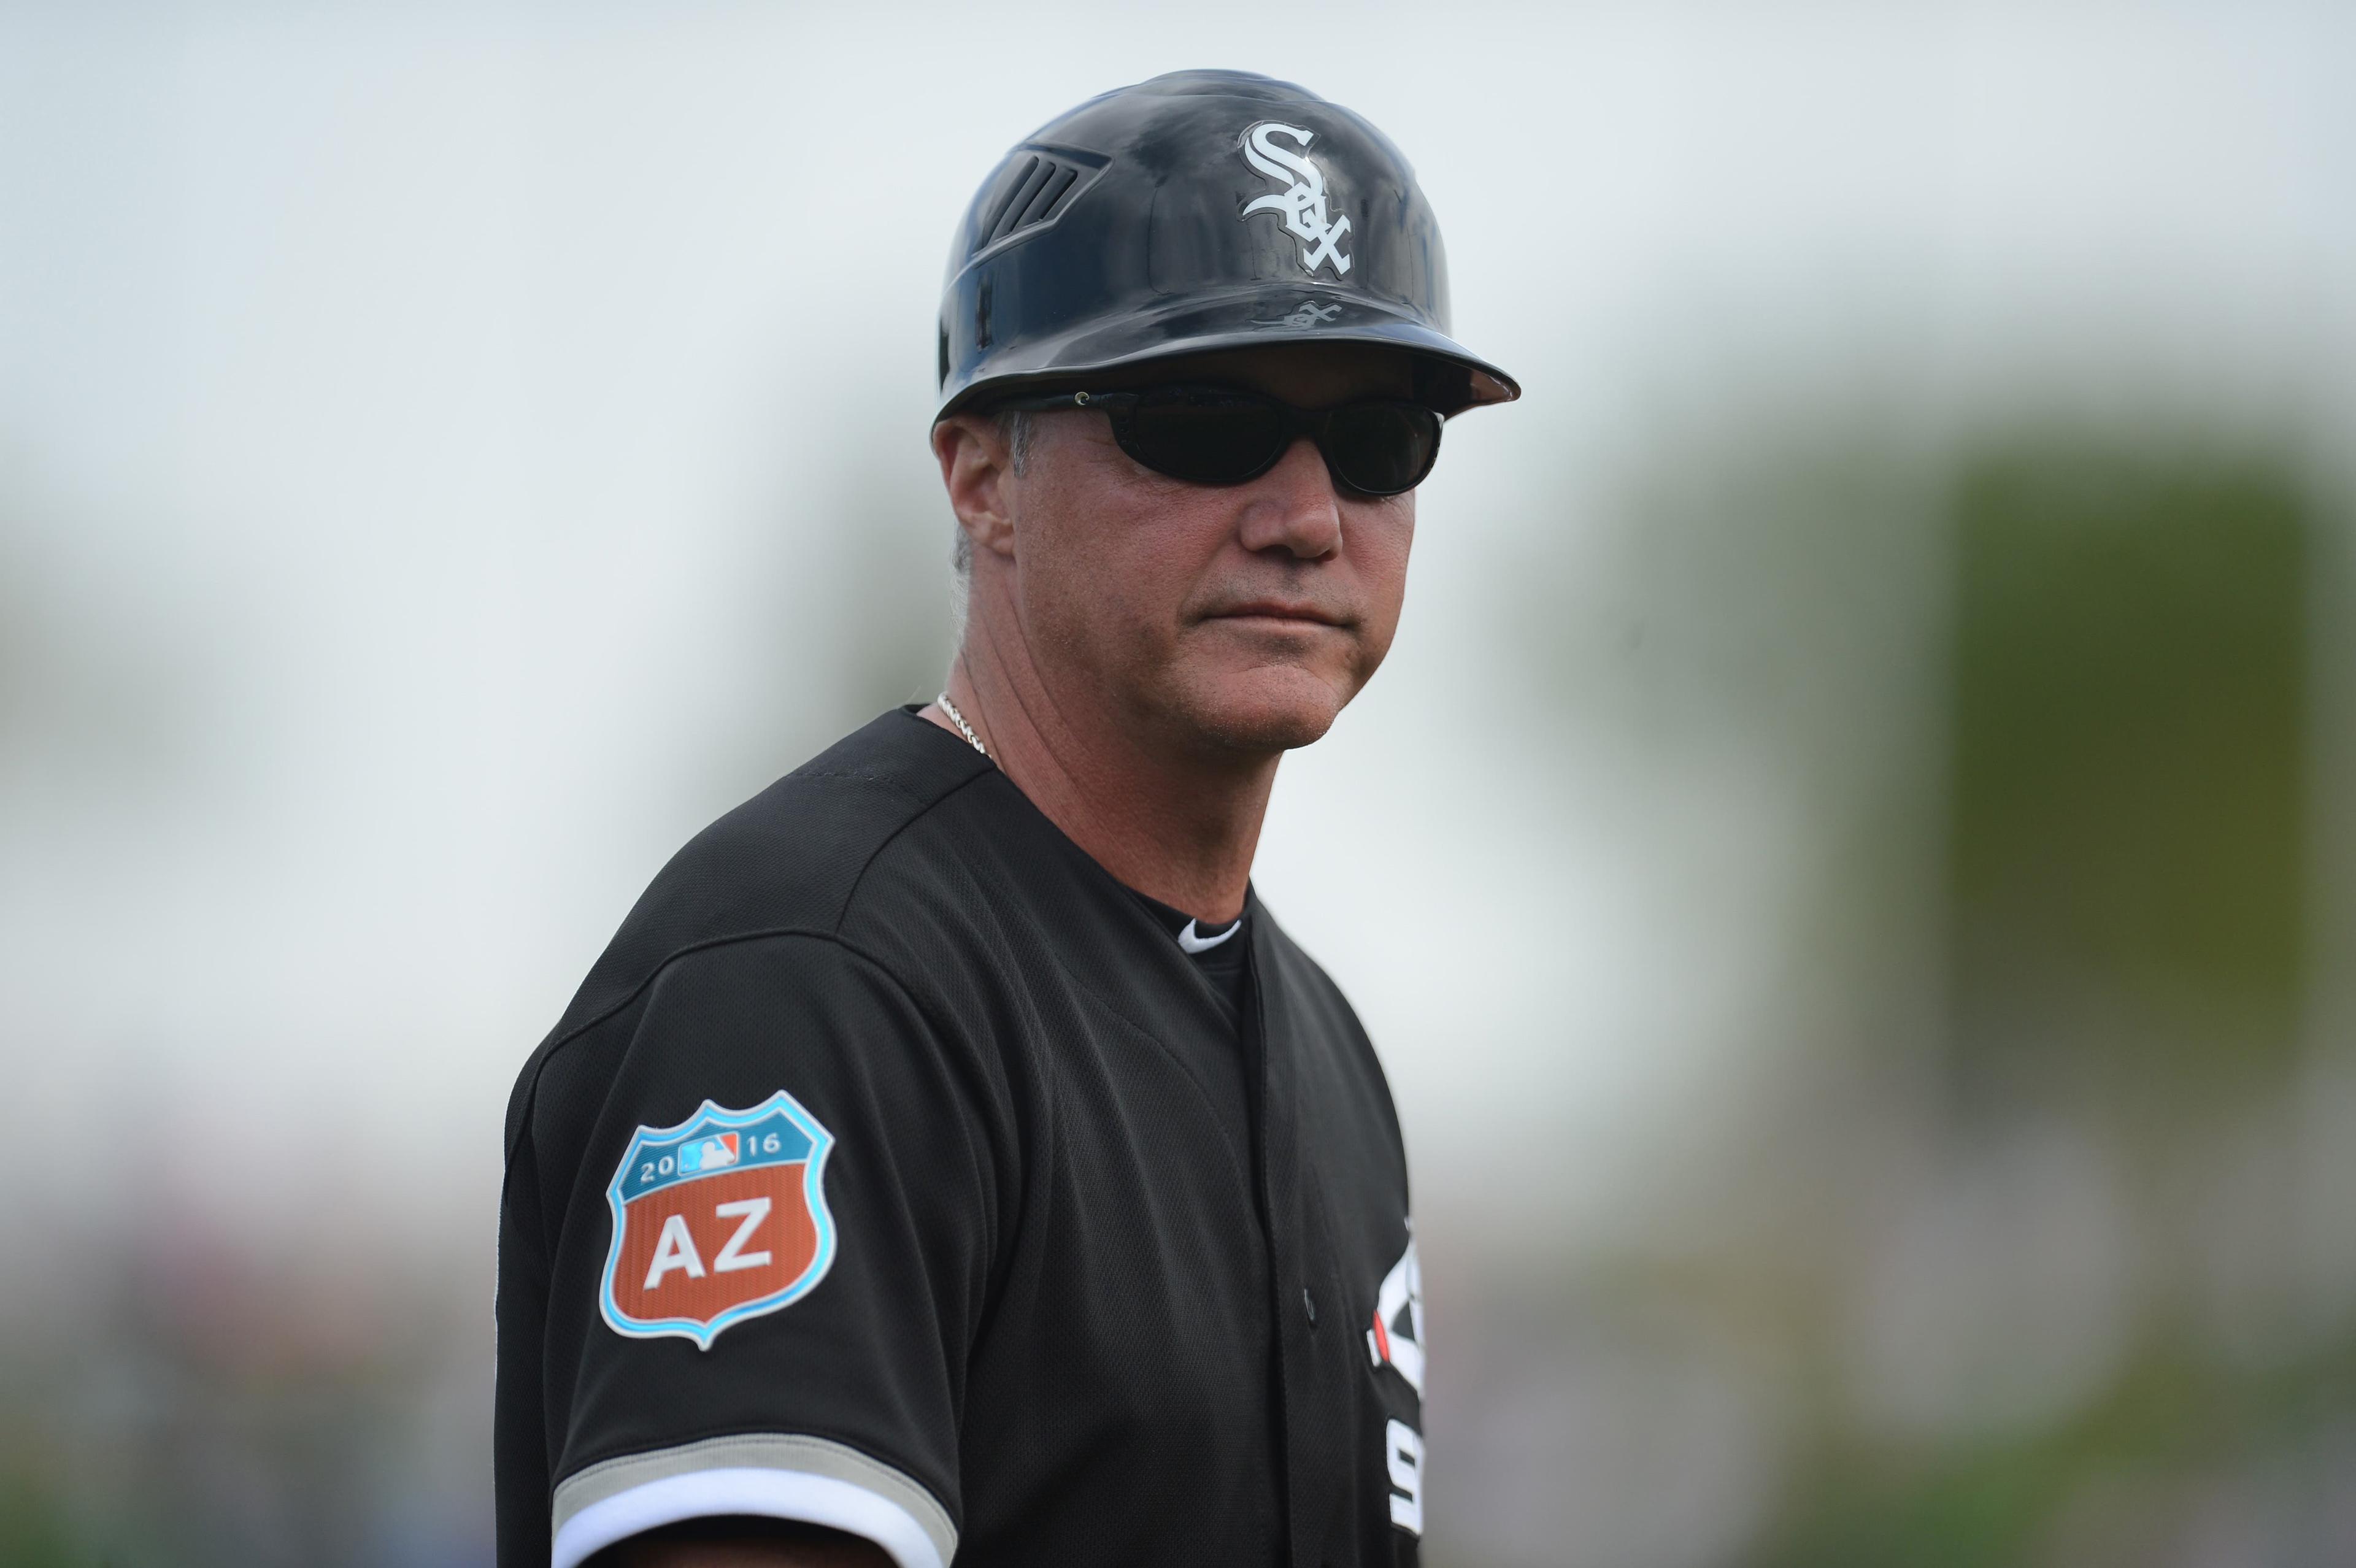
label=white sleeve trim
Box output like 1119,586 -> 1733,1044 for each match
549,1433 -> 954,1568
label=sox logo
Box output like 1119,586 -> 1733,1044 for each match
1367,1231 -> 1424,1396
1240,122 -> 1353,279
1254,299 -> 1346,330
1368,1228 -> 1427,1536
599,1090 -> 837,1350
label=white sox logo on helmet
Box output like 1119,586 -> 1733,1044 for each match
1239,121 -> 1353,279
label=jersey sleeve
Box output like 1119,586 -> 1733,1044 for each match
499,932 -> 1001,1568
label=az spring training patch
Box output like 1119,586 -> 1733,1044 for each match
599,1090 -> 837,1350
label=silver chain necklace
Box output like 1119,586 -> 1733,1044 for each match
936,693 -> 989,759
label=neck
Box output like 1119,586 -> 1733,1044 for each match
933,628 -> 1274,925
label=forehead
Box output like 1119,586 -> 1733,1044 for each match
1084,344 -> 1416,406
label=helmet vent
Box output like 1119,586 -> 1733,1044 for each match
973,150 -> 1095,256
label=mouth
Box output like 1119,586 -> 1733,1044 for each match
1203,600 -> 1349,629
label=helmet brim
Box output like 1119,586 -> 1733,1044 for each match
934,283 -> 1519,423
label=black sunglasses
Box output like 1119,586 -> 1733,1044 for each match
993,384 -> 1445,498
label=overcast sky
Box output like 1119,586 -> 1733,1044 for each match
2,0 -> 2349,1268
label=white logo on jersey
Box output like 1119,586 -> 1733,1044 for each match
1241,122 -> 1353,278
1385,1419 -> 1425,1535
1366,1231 -> 1425,1396
1369,1228 -> 1426,1535
1176,918 -> 1241,954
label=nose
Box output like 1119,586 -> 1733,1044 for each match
1234,437 -> 1344,561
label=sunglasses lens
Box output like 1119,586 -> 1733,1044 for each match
1120,390 -> 1292,483
1323,404 -> 1441,496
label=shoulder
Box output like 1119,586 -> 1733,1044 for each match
1255,902 -> 1368,1040
1253,899 -> 1407,1154
506,712 -> 995,1147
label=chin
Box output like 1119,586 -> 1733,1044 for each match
1171,666 -> 1351,755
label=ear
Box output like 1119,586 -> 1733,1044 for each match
932,415 -> 1019,564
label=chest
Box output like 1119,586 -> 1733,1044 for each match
957,958 -> 1423,1568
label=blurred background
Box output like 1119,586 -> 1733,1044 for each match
4,2 -> 2354,1564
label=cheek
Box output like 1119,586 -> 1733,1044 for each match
1351,500 -> 1417,634
1120,504 -> 1232,604
1018,464 -> 1224,643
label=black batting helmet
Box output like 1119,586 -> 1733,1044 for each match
934,69 -> 1519,422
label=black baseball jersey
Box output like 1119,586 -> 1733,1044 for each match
496,709 -> 1427,1567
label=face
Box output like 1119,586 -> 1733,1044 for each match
939,345 -> 1420,760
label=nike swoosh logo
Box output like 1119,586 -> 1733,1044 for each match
1177,918 -> 1242,955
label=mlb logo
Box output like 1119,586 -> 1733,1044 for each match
677,1133 -> 739,1173
599,1090 -> 838,1350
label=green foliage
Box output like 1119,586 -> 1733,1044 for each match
0,1472 -> 84,1568
1755,1328 -> 2356,1568
1749,433 -> 2339,1567
1945,441 -> 2311,1097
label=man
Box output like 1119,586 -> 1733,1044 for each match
495,69 -> 1516,1568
